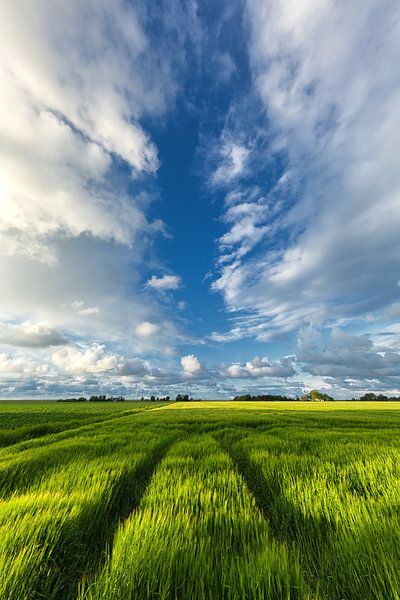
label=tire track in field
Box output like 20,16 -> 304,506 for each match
57,433 -> 180,600
215,433 -> 328,600
0,406 -> 174,498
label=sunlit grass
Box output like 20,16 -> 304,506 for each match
0,401 -> 398,599
80,436 -> 310,600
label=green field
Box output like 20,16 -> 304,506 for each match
0,401 -> 399,599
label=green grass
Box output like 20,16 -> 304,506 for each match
0,400 -> 135,429
79,435 -> 309,600
0,400 -> 160,448
0,401 -> 399,599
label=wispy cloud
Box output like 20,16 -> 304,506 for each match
213,0 -> 400,341
0,0 -> 194,373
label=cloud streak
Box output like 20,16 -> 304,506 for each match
213,0 -> 400,341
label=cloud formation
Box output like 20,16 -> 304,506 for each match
0,1 -> 398,399
213,0 -> 400,341
0,321 -> 67,348
52,344 -> 119,375
181,354 -> 202,377
0,0 -> 176,263
211,142 -> 249,185
225,356 -> 295,378
0,0 -> 190,370
135,322 -> 160,337
147,275 -> 182,291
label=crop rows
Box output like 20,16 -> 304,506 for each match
0,401 -> 399,599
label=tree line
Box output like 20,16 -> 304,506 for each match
57,395 -> 125,403
233,390 -> 334,402
234,390 -> 400,401
141,395 -> 200,402
356,393 -> 400,401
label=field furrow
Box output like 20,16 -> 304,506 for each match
0,402 -> 399,599
0,417 -> 178,600
79,435 -> 311,600
218,425 -> 400,600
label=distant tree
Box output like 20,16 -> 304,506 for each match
150,395 -> 156,402
301,390 -> 334,402
57,397 -> 87,402
88,395 -> 124,402
358,393 -> 399,401
233,394 -> 294,402
175,394 -> 191,401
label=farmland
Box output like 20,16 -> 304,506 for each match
0,401 -> 399,599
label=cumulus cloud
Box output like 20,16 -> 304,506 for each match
135,322 -> 160,337
225,356 -> 295,378
0,0 -> 178,263
213,0 -> 400,341
0,321 -> 67,348
181,354 -> 202,377
146,275 -> 182,290
0,353 -> 45,375
297,327 -> 400,382
52,344 -> 118,375
118,358 -> 149,377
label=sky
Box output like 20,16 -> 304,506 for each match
0,0 -> 400,399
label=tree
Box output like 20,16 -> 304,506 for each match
302,389 -> 334,402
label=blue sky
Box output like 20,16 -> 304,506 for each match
0,0 -> 400,398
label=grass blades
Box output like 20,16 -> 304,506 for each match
80,435 -> 311,600
0,416 -> 178,600
218,422 -> 400,600
0,401 -> 399,599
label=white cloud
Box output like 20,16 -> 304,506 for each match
77,307 -> 100,317
218,199 -> 271,259
0,353 -> 44,375
70,301 -> 100,316
0,2 -> 192,363
181,354 -> 202,376
225,356 -> 295,378
211,142 -> 249,185
52,344 -> 118,375
0,0 -> 177,263
135,322 -> 160,337
213,0 -> 400,341
0,321 -> 67,348
147,275 -> 182,290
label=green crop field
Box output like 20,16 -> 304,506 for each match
0,401 -> 399,600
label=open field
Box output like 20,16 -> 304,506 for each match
0,401 -> 161,447
0,401 -> 399,599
